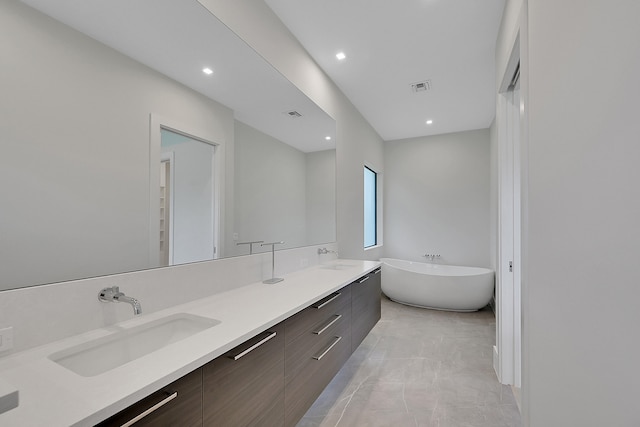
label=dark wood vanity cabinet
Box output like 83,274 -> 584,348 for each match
96,269 -> 381,427
96,367 -> 203,427
203,321 -> 285,427
351,267 -> 382,352
284,287 -> 352,426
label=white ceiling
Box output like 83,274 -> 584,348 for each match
265,0 -> 505,141
18,0 -> 336,153
21,0 -> 505,145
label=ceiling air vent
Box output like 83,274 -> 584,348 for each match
410,80 -> 432,93
284,110 -> 303,118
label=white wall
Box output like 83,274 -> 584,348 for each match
233,121 -> 307,254
383,129 -> 491,267
526,1 -> 640,425
230,123 -> 336,257
306,150 -> 337,245
495,0 -> 640,425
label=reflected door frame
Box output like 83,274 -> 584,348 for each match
160,152 -> 175,266
149,114 -> 221,267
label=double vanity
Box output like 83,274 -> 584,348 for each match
0,260 -> 381,426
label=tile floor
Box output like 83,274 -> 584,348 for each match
297,297 -> 522,427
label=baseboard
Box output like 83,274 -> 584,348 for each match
493,347 -> 522,414
511,385 -> 522,412
493,345 -> 500,381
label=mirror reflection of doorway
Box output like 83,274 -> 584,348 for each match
159,156 -> 172,266
160,128 -> 216,266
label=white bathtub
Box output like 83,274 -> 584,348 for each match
380,258 -> 494,312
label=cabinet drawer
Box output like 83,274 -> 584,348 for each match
352,268 -> 381,299
203,322 -> 285,427
284,313 -> 352,427
285,306 -> 351,382
285,286 -> 351,346
352,269 -> 382,351
97,368 -> 202,427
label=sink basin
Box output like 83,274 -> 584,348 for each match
320,261 -> 357,271
49,313 -> 220,377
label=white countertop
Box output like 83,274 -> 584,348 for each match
0,260 -> 380,426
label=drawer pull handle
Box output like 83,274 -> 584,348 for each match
358,276 -> 370,284
313,314 -> 342,335
230,331 -> 277,361
374,268 -> 381,274
120,391 -> 178,427
313,336 -> 342,361
312,292 -> 341,309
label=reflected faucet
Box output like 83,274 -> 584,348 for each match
236,240 -> 264,255
98,286 -> 142,315
318,247 -> 339,257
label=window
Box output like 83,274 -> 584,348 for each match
364,166 -> 377,248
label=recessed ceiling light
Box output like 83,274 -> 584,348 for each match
325,136 -> 332,141
426,120 -> 433,125
336,52 -> 346,61
202,67 -> 214,75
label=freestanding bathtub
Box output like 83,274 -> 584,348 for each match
380,258 -> 494,312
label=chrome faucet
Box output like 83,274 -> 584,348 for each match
98,286 -> 142,315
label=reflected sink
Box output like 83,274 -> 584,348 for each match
49,313 -> 220,377
320,261 -> 357,271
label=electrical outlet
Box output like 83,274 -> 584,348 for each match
300,258 -> 309,268
0,327 -> 13,352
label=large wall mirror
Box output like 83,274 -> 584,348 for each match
1,0 -> 336,291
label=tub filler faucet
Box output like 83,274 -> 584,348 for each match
423,253 -> 441,261
98,286 -> 142,315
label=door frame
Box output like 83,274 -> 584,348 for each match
495,32 -> 521,388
